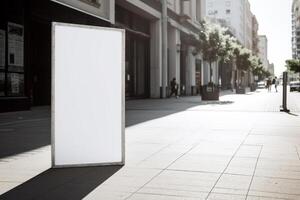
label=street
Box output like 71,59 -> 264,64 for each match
1,87 -> 300,200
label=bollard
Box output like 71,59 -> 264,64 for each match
280,72 -> 290,113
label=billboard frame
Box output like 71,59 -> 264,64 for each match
51,22 -> 125,168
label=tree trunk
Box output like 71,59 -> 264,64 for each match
209,61 -> 212,83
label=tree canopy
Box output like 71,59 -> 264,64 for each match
234,45 -> 252,71
286,59 -> 300,73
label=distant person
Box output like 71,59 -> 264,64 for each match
169,78 -> 179,98
267,79 -> 272,92
274,76 -> 279,92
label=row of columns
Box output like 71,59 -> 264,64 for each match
149,19 -> 204,98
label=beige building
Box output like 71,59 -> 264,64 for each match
292,0 -> 300,59
205,0 -> 253,49
258,35 -> 269,70
116,0 -> 207,98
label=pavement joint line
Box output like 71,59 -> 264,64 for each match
245,145 -> 263,200
247,189 -> 300,197
137,186 -> 210,195
247,194 -> 292,200
134,191 -> 206,199
295,146 -> 300,161
137,144 -> 173,165
251,175 -> 300,181
164,168 -> 221,175
124,143 -> 200,200
137,134 -> 201,166
205,127 -> 255,200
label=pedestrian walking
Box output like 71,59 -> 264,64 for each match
169,78 -> 179,98
274,76 -> 279,92
267,78 -> 272,92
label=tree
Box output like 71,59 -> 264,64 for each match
286,59 -> 300,73
233,45 -> 252,87
197,21 -> 229,84
250,56 -> 264,81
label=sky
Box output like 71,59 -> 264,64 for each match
249,0 -> 293,76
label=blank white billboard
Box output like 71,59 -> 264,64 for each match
52,22 -> 125,167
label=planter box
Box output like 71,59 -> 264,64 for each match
236,87 -> 246,94
201,85 -> 219,101
250,84 -> 256,92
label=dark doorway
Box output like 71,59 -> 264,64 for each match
125,34 -> 150,98
180,46 -> 187,95
195,59 -> 202,95
28,18 -> 51,106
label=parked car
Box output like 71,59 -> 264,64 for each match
257,81 -> 266,89
290,81 -> 300,92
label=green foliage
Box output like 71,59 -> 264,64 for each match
233,45 -> 252,71
198,21 -> 237,83
285,59 -> 300,73
251,57 -> 271,81
198,22 -> 229,63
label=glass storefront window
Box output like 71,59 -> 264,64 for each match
7,73 -> 24,96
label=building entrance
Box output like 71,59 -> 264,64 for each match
29,19 -> 51,106
116,5 -> 150,98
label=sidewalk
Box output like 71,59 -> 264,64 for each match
1,88 -> 300,199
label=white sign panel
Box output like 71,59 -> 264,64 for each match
52,22 -> 125,167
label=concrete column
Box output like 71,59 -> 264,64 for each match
161,0 -> 168,98
203,61 -> 218,85
185,46 -> 196,95
150,20 -> 162,98
167,26 -> 180,87
214,61 -> 219,84
203,61 -> 210,85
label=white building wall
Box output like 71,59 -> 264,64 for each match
258,35 -> 269,70
206,0 -> 253,48
292,0 -> 300,59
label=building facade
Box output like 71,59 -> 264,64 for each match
0,0 -> 113,112
292,0 -> 300,59
205,0 -> 255,88
205,0 -> 253,48
268,63 -> 275,76
0,0 -> 207,112
252,15 -> 259,56
258,35 -> 269,70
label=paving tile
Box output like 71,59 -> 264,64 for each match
0,182 -> 21,195
96,167 -> 161,193
248,176 -> 300,199
168,154 -> 232,173
235,145 -> 261,158
225,157 -> 257,176
140,170 -> 220,195
246,196 -> 280,200
189,142 -> 239,157
84,190 -> 131,200
137,144 -> 195,169
255,158 -> 300,179
213,174 -> 252,195
207,193 -> 246,200
128,193 -> 203,200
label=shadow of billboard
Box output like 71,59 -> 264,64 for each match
0,165 -> 122,200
